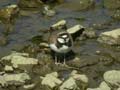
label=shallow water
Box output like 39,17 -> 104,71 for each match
0,0 -> 120,88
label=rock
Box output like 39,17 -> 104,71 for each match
118,88 -> 120,90
1,51 -> 38,68
4,65 -> 13,72
23,83 -> 35,89
42,5 -> 56,17
55,0 -> 95,11
67,24 -> 84,34
82,28 -> 97,39
71,70 -> 88,84
104,70 -> 120,87
60,77 -> 79,90
51,20 -> 66,30
60,70 -> 88,90
40,72 -> 62,88
18,0 -> 43,9
97,28 -> 120,45
0,73 -> 30,86
0,35 -> 8,46
103,0 -> 120,9
87,81 -> 111,90
110,10 -> 120,20
0,4 -> 19,24
41,0 -> 64,4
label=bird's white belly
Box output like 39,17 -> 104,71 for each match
49,44 -> 71,53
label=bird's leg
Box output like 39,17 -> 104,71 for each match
55,53 -> 58,65
63,54 -> 66,65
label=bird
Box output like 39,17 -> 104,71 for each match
49,28 -> 73,65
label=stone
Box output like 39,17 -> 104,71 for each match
23,84 -> 35,89
71,70 -> 88,84
4,65 -> 13,72
67,25 -> 84,34
98,28 -> 120,45
103,0 -> 120,9
18,0 -> 43,9
87,81 -> 111,90
1,51 -> 38,68
60,70 -> 88,90
55,0 -> 95,11
60,77 -> 78,90
0,35 -> 7,46
0,4 -> 19,24
40,72 -> 62,88
42,5 -> 56,17
0,73 -> 30,86
104,70 -> 120,87
82,28 -> 97,39
51,20 -> 66,30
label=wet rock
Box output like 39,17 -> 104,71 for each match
60,77 -> 79,90
103,0 -> 120,9
41,0 -> 64,4
98,28 -> 120,45
40,72 -> 62,88
51,19 -> 67,30
82,28 -> 97,39
99,55 -> 114,66
1,52 -> 38,68
42,5 -> 56,17
0,35 -> 8,46
23,83 -> 35,89
4,65 -> 13,72
32,51 -> 54,76
67,24 -> 85,40
110,10 -> 120,20
104,70 -> 120,87
60,70 -> 88,90
55,0 -> 95,11
18,0 -> 43,9
67,24 -> 84,34
87,81 -> 111,90
0,4 -> 19,24
0,73 -> 30,87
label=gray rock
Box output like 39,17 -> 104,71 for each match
4,65 -> 13,72
67,24 -> 84,34
87,81 -> 111,90
103,0 -> 120,9
42,5 -> 56,17
60,70 -> 88,90
40,72 -> 62,88
0,73 -> 30,86
1,51 -> 38,68
60,77 -> 79,90
51,19 -> 66,30
23,83 -> 35,89
98,28 -> 120,45
104,70 -> 120,87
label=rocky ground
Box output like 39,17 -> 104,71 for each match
0,0 -> 120,90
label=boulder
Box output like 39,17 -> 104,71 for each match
60,70 -> 88,90
98,28 -> 120,45
60,77 -> 79,90
104,70 -> 120,87
4,65 -> 13,72
87,81 -> 111,90
40,72 -> 62,88
1,51 -> 38,68
0,73 -> 30,86
103,0 -> 120,9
